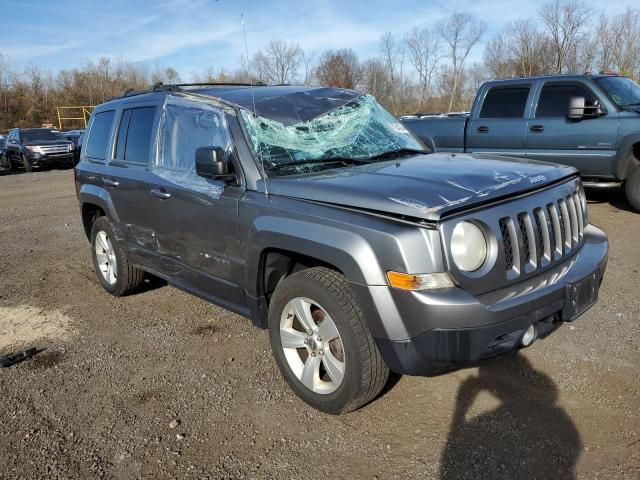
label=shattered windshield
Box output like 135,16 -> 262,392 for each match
239,94 -> 425,176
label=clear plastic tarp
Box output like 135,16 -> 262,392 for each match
153,95 -> 231,197
239,94 -> 424,174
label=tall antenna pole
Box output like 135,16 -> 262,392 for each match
241,14 -> 268,195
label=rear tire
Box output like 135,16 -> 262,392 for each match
268,267 -> 389,414
90,216 -> 144,296
625,167 -> 640,213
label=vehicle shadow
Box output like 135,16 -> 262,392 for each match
585,186 -> 633,212
439,354 -> 581,480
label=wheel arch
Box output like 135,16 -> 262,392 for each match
613,134 -> 640,180
78,184 -> 120,241
244,219 -> 387,328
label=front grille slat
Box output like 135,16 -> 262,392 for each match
558,199 -> 572,254
497,184 -> 586,280
573,192 -> 584,240
566,196 -> 579,247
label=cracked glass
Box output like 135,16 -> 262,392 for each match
239,94 -> 425,176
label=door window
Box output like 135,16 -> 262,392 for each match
114,106 -> 156,164
84,110 -> 115,160
479,87 -> 530,118
536,84 -> 596,118
153,96 -> 232,196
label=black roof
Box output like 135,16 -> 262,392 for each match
106,84 -> 362,125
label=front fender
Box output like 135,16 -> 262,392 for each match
244,215 -> 387,297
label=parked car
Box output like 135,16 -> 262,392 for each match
402,74 -> 640,212
0,136 -> 9,169
62,129 -> 85,165
75,83 -> 608,413
5,128 -> 75,171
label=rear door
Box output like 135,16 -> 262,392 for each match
102,103 -> 162,255
467,84 -> 532,157
525,81 -> 619,175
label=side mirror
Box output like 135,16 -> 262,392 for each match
9,139 -> 18,144
567,96 -> 585,120
195,146 -> 236,182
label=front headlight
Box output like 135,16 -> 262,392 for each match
25,146 -> 42,154
451,221 -> 487,272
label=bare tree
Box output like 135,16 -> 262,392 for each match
484,34 -> 514,79
438,12 -> 486,112
251,40 -> 302,85
596,9 -> 640,79
301,51 -> 316,86
539,0 -> 593,74
360,58 -> 392,105
315,49 -> 361,88
505,20 -> 549,77
406,27 -> 441,111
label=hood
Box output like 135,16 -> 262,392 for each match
268,153 -> 577,222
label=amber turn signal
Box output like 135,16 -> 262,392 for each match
386,271 -> 453,291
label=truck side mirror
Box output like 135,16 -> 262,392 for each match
567,96 -> 586,120
195,146 -> 236,183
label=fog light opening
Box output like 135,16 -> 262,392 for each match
521,324 -> 538,347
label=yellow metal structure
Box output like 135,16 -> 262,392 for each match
56,106 -> 94,130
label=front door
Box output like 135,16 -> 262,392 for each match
525,82 -> 619,176
146,98 -> 246,312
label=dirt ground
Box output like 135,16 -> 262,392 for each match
0,167 -> 638,480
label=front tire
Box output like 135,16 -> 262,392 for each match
90,216 -> 144,296
21,154 -> 32,172
268,267 -> 389,414
625,167 -> 640,213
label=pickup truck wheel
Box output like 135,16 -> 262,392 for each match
268,267 -> 389,414
21,154 -> 32,172
625,167 -> 640,212
90,217 -> 144,296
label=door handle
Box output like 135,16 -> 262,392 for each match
477,126 -> 489,133
150,188 -> 172,200
530,125 -> 545,133
102,177 -> 120,187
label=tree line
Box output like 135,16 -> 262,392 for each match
1,0 -> 639,131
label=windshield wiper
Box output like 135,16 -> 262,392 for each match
266,158 -> 369,171
620,102 -> 640,108
368,148 -> 429,162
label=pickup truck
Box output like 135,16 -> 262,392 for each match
402,74 -> 640,212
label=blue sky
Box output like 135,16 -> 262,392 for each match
0,0 -> 636,80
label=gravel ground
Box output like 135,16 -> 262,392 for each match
0,168 -> 638,480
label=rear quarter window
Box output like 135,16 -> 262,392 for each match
84,110 -> 115,160
480,87 -> 530,118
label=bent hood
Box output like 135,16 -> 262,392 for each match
267,153 -> 577,222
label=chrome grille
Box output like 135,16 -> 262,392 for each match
499,188 -> 587,279
38,144 -> 69,154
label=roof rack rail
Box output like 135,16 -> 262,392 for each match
166,82 -> 267,88
109,81 -> 267,101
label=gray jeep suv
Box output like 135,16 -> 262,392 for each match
75,83 -> 608,413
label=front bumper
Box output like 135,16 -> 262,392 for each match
25,151 -> 74,165
351,225 -> 608,376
